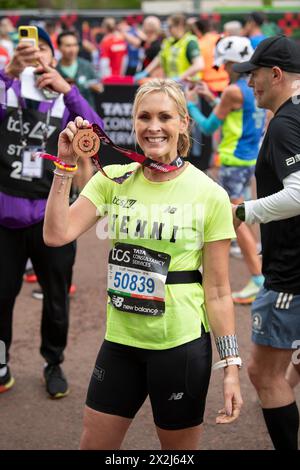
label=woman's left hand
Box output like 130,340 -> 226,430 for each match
216,366 -> 243,424
57,116 -> 91,165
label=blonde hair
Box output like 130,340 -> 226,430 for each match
143,16 -> 161,34
132,79 -> 191,157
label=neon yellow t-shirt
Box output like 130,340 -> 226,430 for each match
81,163 -> 235,350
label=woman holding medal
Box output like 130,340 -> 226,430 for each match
44,79 -> 243,450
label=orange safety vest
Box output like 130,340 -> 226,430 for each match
198,32 -> 229,93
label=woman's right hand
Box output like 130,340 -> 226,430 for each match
57,116 -> 91,165
216,366 -> 243,424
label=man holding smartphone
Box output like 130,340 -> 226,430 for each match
0,26 -> 103,399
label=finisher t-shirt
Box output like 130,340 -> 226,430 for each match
81,163 -> 235,349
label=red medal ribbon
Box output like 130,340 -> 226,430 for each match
90,124 -> 185,184
37,124 -> 185,184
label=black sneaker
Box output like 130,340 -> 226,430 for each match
44,364 -> 69,399
0,366 -> 15,393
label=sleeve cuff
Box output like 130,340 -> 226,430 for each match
0,69 -> 14,89
63,85 -> 78,104
244,200 -> 257,225
187,101 -> 198,109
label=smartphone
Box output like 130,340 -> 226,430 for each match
18,26 -> 39,67
18,26 -> 38,48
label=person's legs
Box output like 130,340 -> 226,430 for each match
149,333 -> 212,450
248,344 -> 294,406
156,424 -> 203,450
286,362 -> 300,389
82,340 -> 148,449
28,221 -> 75,397
80,407 -> 132,450
219,166 -> 263,304
248,344 -> 299,449
248,288 -> 300,449
29,221 -> 76,366
0,225 -> 28,364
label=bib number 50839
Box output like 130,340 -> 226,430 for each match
113,271 -> 155,294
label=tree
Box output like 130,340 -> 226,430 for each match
0,0 -> 36,7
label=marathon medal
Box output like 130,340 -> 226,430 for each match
72,124 -> 185,184
72,128 -> 100,158
107,243 -> 171,316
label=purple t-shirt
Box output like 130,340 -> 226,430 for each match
0,72 -> 103,229
0,193 -> 46,229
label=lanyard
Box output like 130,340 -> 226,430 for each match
74,124 -> 185,184
17,101 -> 52,151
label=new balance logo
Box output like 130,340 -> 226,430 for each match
168,392 -> 184,401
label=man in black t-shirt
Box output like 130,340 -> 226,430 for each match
232,36 -> 300,450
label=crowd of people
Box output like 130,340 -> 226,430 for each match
0,12 -> 268,97
0,10 -> 299,451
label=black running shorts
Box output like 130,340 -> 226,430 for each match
86,332 -> 212,430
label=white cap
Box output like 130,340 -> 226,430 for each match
214,36 -> 254,68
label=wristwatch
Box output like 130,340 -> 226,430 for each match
235,203 -> 245,222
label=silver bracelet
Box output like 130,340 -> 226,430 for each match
215,334 -> 239,359
53,169 -> 75,179
53,169 -> 74,194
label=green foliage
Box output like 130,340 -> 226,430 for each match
75,0 -> 141,7
0,0 -> 36,7
50,0 -> 140,8
0,0 -> 141,8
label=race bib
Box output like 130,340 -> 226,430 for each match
21,146 -> 43,178
107,243 -> 171,316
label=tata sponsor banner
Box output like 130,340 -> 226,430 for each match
94,84 -> 138,166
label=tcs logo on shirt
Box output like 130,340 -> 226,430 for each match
111,247 -> 131,263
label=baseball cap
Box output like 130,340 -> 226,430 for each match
214,36 -> 254,68
233,35 -> 300,73
37,26 -> 54,55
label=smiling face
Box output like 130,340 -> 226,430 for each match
134,91 -> 188,163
